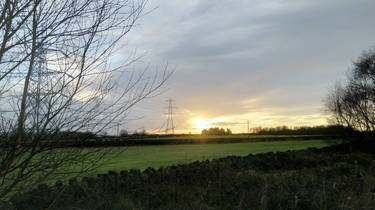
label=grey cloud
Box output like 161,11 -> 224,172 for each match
163,0 -> 375,63
118,0 -> 375,131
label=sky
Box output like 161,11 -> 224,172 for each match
113,0 -> 375,134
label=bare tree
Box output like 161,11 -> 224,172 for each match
0,0 -> 170,198
325,47 -> 375,133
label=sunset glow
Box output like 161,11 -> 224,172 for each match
194,119 -> 210,131
193,118 -> 227,132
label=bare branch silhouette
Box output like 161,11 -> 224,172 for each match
0,0 -> 170,198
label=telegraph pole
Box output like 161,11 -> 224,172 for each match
165,99 -> 176,134
116,123 -> 120,136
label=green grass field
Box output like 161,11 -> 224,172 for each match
94,139 -> 339,174
1,139 -> 341,200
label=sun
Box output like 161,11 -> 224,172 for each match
194,118 -> 211,131
193,118 -> 227,132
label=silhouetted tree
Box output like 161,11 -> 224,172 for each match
325,47 -> 375,133
201,127 -> 232,135
226,128 -> 232,135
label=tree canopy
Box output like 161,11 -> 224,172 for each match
325,47 -> 375,133
201,127 -> 232,135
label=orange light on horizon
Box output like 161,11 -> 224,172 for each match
193,118 -> 226,132
194,119 -> 210,131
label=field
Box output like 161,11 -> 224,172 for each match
2,137 -> 339,188
95,139 -> 339,173
10,139 -> 375,210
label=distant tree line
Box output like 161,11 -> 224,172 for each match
120,129 -> 148,137
201,127 -> 232,135
251,125 -> 355,135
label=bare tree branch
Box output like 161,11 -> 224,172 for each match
325,47 -> 375,133
0,0 -> 170,199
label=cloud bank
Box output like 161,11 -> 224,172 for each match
115,0 -> 375,133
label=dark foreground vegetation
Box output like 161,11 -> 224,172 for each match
3,140 -> 375,210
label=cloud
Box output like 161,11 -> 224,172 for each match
114,0 -> 375,133
211,121 -> 242,127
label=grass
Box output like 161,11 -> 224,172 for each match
94,139 -> 339,173
13,139 -> 373,210
2,138 -> 339,192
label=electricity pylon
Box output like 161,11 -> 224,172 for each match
165,98 -> 176,134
